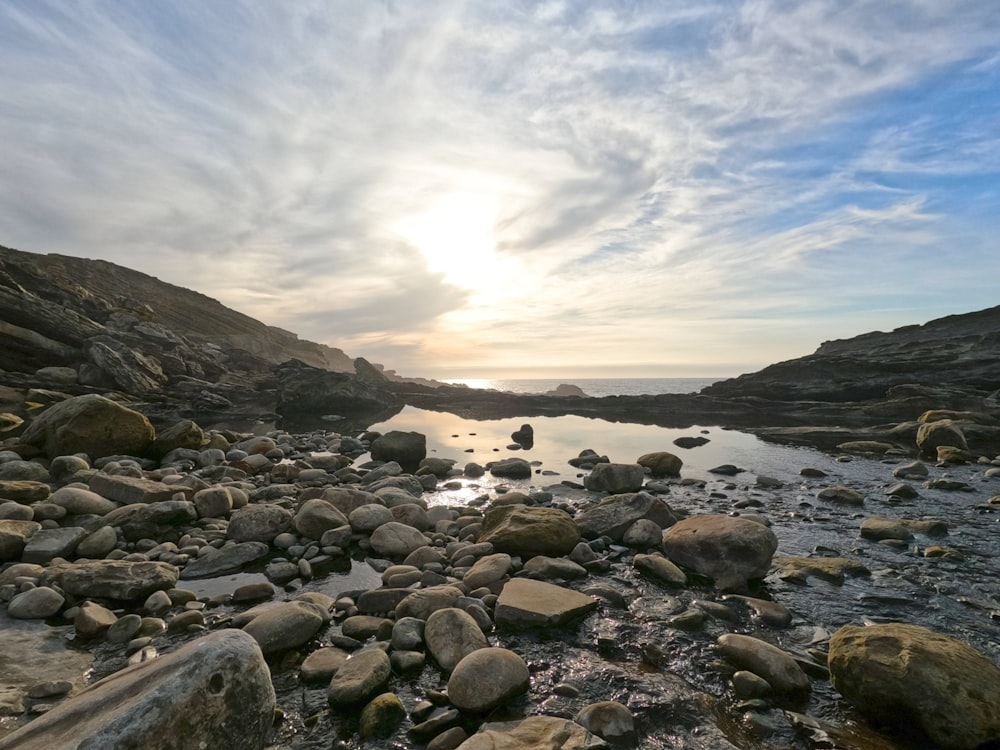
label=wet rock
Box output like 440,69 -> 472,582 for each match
227,504 -> 293,543
456,716 -> 598,749
370,431 -> 426,472
22,527 -> 88,564
892,460 -> 929,479
494,578 -> 598,628
771,556 -> 870,585
521,556 -> 588,580
829,623 -> 1000,749
489,458 -> 532,479
478,505 -> 580,557
359,692 -> 407,739
574,492 -> 677,542
884,482 -> 919,499
89,474 -> 182,504
300,647 -> 350,683
0,629 -> 275,750
74,601 -> 118,638
349,503 -> 395,533
369,521 -> 429,558
574,700 -> 636,746
633,553 -> 686,586
461,553 -> 512,589
395,585 -> 465,620
708,464 -> 743,476
584,463 -> 645,493
180,541 -> 269,579
425,608 -> 489,672
447,647 -> 529,714
661,515 -> 778,593
717,633 -> 810,696
42,560 -> 178,601
0,480 -> 50,504
816,485 -> 864,505
635,451 -> 683,477
242,601 -> 325,656
18,394 -> 155,460
327,648 -> 392,707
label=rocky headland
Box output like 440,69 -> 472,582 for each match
1,244 -> 1000,749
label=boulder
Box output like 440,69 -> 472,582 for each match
574,701 -> 636,746
41,560 -> 179,601
583,463 -> 645,493
0,629 -> 275,750
454,717 -> 601,750
829,623 -> 1000,749
369,431 -> 427,471
916,419 -> 968,459
661,515 -> 778,593
227,504 -> 293,543
447,647 -> 530,714
327,648 -> 392,707
241,601 -> 325,656
478,506 -> 580,558
19,394 -> 155,460
293,498 -> 350,539
424,608 -> 490,672
369,521 -> 429,558
574,491 -> 679,541
489,458 -> 532,479
636,451 -> 682,477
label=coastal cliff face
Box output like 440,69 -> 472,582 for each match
701,307 -> 1000,402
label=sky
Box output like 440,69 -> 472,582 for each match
2,1 -> 999,380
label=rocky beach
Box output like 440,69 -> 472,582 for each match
2,245 -> 1000,749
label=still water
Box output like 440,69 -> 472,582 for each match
443,377 -> 722,398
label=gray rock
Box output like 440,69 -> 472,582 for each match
192,487 -> 237,519
622,518 -> 663,548
395,585 -> 465,620
424,608 -> 490,673
494,578 -> 598,629
0,629 -> 275,750
74,601 -> 118,638
76,526 -> 120,559
42,560 -> 179,601
636,451 -> 683,477
293,498 -> 349,539
574,491 -> 678,542
227,504 -> 293,543
8,586 -> 65,619
0,519 -> 41,562
574,701 -> 636,746
22,527 -> 89,564
462,553 -> 512,590
50,486 -> 118,516
369,521 -> 429,558
369,431 -> 427,472
584,463 -> 645,493
447,647 -> 530,714
661,515 -> 778,593
633,553 -> 687,586
89,473 -> 182,504
359,692 -> 407,740
478,505 -> 580,558
300,646 -> 350,682
327,648 -> 392,707
391,617 -> 426,652
349,503 -> 395,533
716,633 -> 810,696
241,601 -> 325,655
180,541 -> 269,579
489,458 -> 532,479
521,556 -> 588,580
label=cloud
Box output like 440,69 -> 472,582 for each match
1,0 -> 999,377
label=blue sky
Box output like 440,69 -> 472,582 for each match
2,1 -> 998,378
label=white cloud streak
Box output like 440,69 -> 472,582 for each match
1,0 -> 998,377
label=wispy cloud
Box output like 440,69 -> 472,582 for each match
1,0 -> 998,377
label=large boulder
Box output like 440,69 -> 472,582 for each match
478,506 -> 580,558
583,463 -> 645,493
19,394 -> 155,460
636,451 -> 683,477
275,359 -> 402,419
828,623 -> 1000,749
661,515 -> 778,593
916,419 -> 969,459
369,431 -> 427,472
0,629 -> 275,750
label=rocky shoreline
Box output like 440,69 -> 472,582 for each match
2,394 -> 999,749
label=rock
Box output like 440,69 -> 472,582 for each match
425,608 -> 490,672
916,419 -> 968,459
395,585 -> 465,620
494,578 -> 598,628
860,517 -> 914,541
633,553 -> 687,586
462,553 -> 512,590
241,601 -> 325,656
327,648 -> 392,707
708,464 -> 743,476
892,460 -> 929,479
521,556 -> 587,580
574,701 -> 637,746
816,485 -> 864,505
74,601 -> 118,638
835,440 -> 895,454
455,717 -> 601,750
661,515 -> 778,593
180,541 -> 269,579
673,436 -> 709,449
0,629 -> 275,750
478,505 -> 580,558
574,491 -> 679,542
22,526 -> 89,564
369,521 -> 429,558
771,556 -> 870,585
192,487 -> 238,519
50,486 -> 118,516
636,451 -> 683,477
622,518 -> 663,548
0,480 -> 51,504
7,586 -> 65,619
447,647 -> 530,714
0,519 -> 41,561
828,623 -> 1000,749
716,633 -> 810,696
369,431 -> 427,472
88,474 -> 182,504
293,498 -> 350,539
884,482 -> 919,499
149,420 -> 204,460
227,504 -> 293,543
19,394 -> 155,460
349,503 -> 395,533
583,463 -> 645,493
300,647 -> 350,682
42,560 -> 178,601
275,359 -> 403,421
359,692 -> 407,739
489,458 -> 532,479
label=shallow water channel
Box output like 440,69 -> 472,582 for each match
87,409 -> 1000,749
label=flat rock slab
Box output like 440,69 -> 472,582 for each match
494,578 -> 598,629
0,629 -> 274,750
41,560 -> 179,601
89,473 -> 189,504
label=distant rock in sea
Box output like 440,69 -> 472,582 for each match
543,384 -> 588,398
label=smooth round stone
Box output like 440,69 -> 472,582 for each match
391,617 -> 425,651
574,701 -> 637,746
389,650 -> 425,673
622,518 -> 663,548
424,608 -> 489,673
358,692 -> 406,739
241,600 -> 324,655
327,648 -> 392,707
8,586 -> 65,619
50,486 -> 117,516
300,646 -> 350,682
137,616 -> 166,637
74,601 -> 118,638
76,526 -> 119,559
717,633 -> 810,695
144,590 -> 172,616
732,670 -> 773,699
349,504 -> 395,534
232,582 -> 276,604
107,613 -> 144,643
168,610 -> 205,631
0,502 -> 34,521
447,647 -> 530,713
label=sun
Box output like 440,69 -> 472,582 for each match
394,192 -> 499,288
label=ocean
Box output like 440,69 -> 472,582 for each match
442,377 -> 723,398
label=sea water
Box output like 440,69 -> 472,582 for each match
442,377 -> 722,398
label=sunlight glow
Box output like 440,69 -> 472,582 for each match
394,193 -> 500,289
